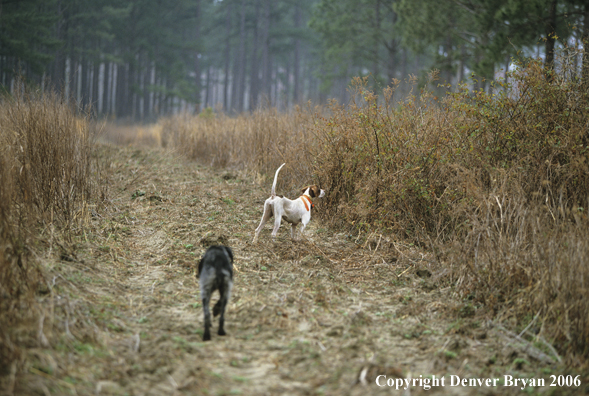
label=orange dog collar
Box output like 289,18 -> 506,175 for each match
301,195 -> 313,211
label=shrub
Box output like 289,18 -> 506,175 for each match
310,74 -> 471,240
308,56 -> 589,360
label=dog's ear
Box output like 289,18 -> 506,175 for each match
223,246 -> 234,263
301,186 -> 308,195
305,185 -> 318,198
302,186 -> 317,197
312,186 -> 321,198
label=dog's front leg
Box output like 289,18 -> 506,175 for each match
298,221 -> 308,241
291,224 -> 297,240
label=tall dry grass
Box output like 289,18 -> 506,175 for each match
447,194 -> 589,359
100,122 -> 165,147
0,83 -> 99,374
162,52 -> 589,361
160,106 -> 322,191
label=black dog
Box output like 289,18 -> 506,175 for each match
197,245 -> 234,341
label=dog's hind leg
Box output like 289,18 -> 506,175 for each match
271,215 -> 282,240
253,203 -> 273,243
217,295 -> 228,336
202,294 -> 212,341
216,276 -> 232,336
200,269 -> 215,341
212,299 -> 222,317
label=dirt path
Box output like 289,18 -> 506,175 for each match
15,145 -> 573,396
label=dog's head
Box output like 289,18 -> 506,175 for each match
302,185 -> 326,199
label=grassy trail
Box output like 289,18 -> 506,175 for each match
11,144 -> 569,396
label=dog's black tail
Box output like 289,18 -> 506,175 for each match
271,163 -> 286,198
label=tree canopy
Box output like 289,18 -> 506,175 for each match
0,0 -> 587,119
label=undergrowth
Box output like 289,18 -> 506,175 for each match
164,51 -> 589,362
311,55 -> 589,360
0,83 -> 101,384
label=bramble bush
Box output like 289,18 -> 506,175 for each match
309,55 -> 589,360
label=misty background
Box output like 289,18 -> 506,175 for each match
1,0 -> 588,121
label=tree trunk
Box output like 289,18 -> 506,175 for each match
157,75 -> 163,116
210,70 -> 215,109
386,39 -> 397,83
230,43 -> 239,112
66,51 -> 74,100
194,0 -> 201,112
249,0 -> 261,111
443,35 -> 453,85
102,61 -> 110,115
544,0 -> 557,82
261,0 -> 271,105
237,0 -> 247,113
92,60 -> 100,112
273,60 -> 279,107
153,75 -> 160,116
223,1 -> 232,112
284,59 -> 291,109
162,77 -> 168,115
384,8 -> 399,83
293,3 -> 301,105
81,57 -> 89,108
582,4 -> 589,89
51,0 -> 64,92
110,63 -> 117,115
373,0 -> 380,85
150,64 -> 155,116
457,44 -> 465,86
137,61 -> 144,120
71,58 -> 77,101
116,62 -> 128,119
205,66 -> 211,108
143,60 -> 150,120
401,47 -> 407,80
129,59 -> 137,119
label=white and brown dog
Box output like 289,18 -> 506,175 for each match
253,163 -> 325,243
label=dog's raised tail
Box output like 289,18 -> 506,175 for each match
271,163 -> 286,198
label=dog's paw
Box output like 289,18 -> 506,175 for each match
212,303 -> 221,317
203,332 -> 211,341
218,328 -> 227,336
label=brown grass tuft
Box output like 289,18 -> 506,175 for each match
160,107 -> 321,192
447,193 -> 589,358
0,81 -> 100,376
